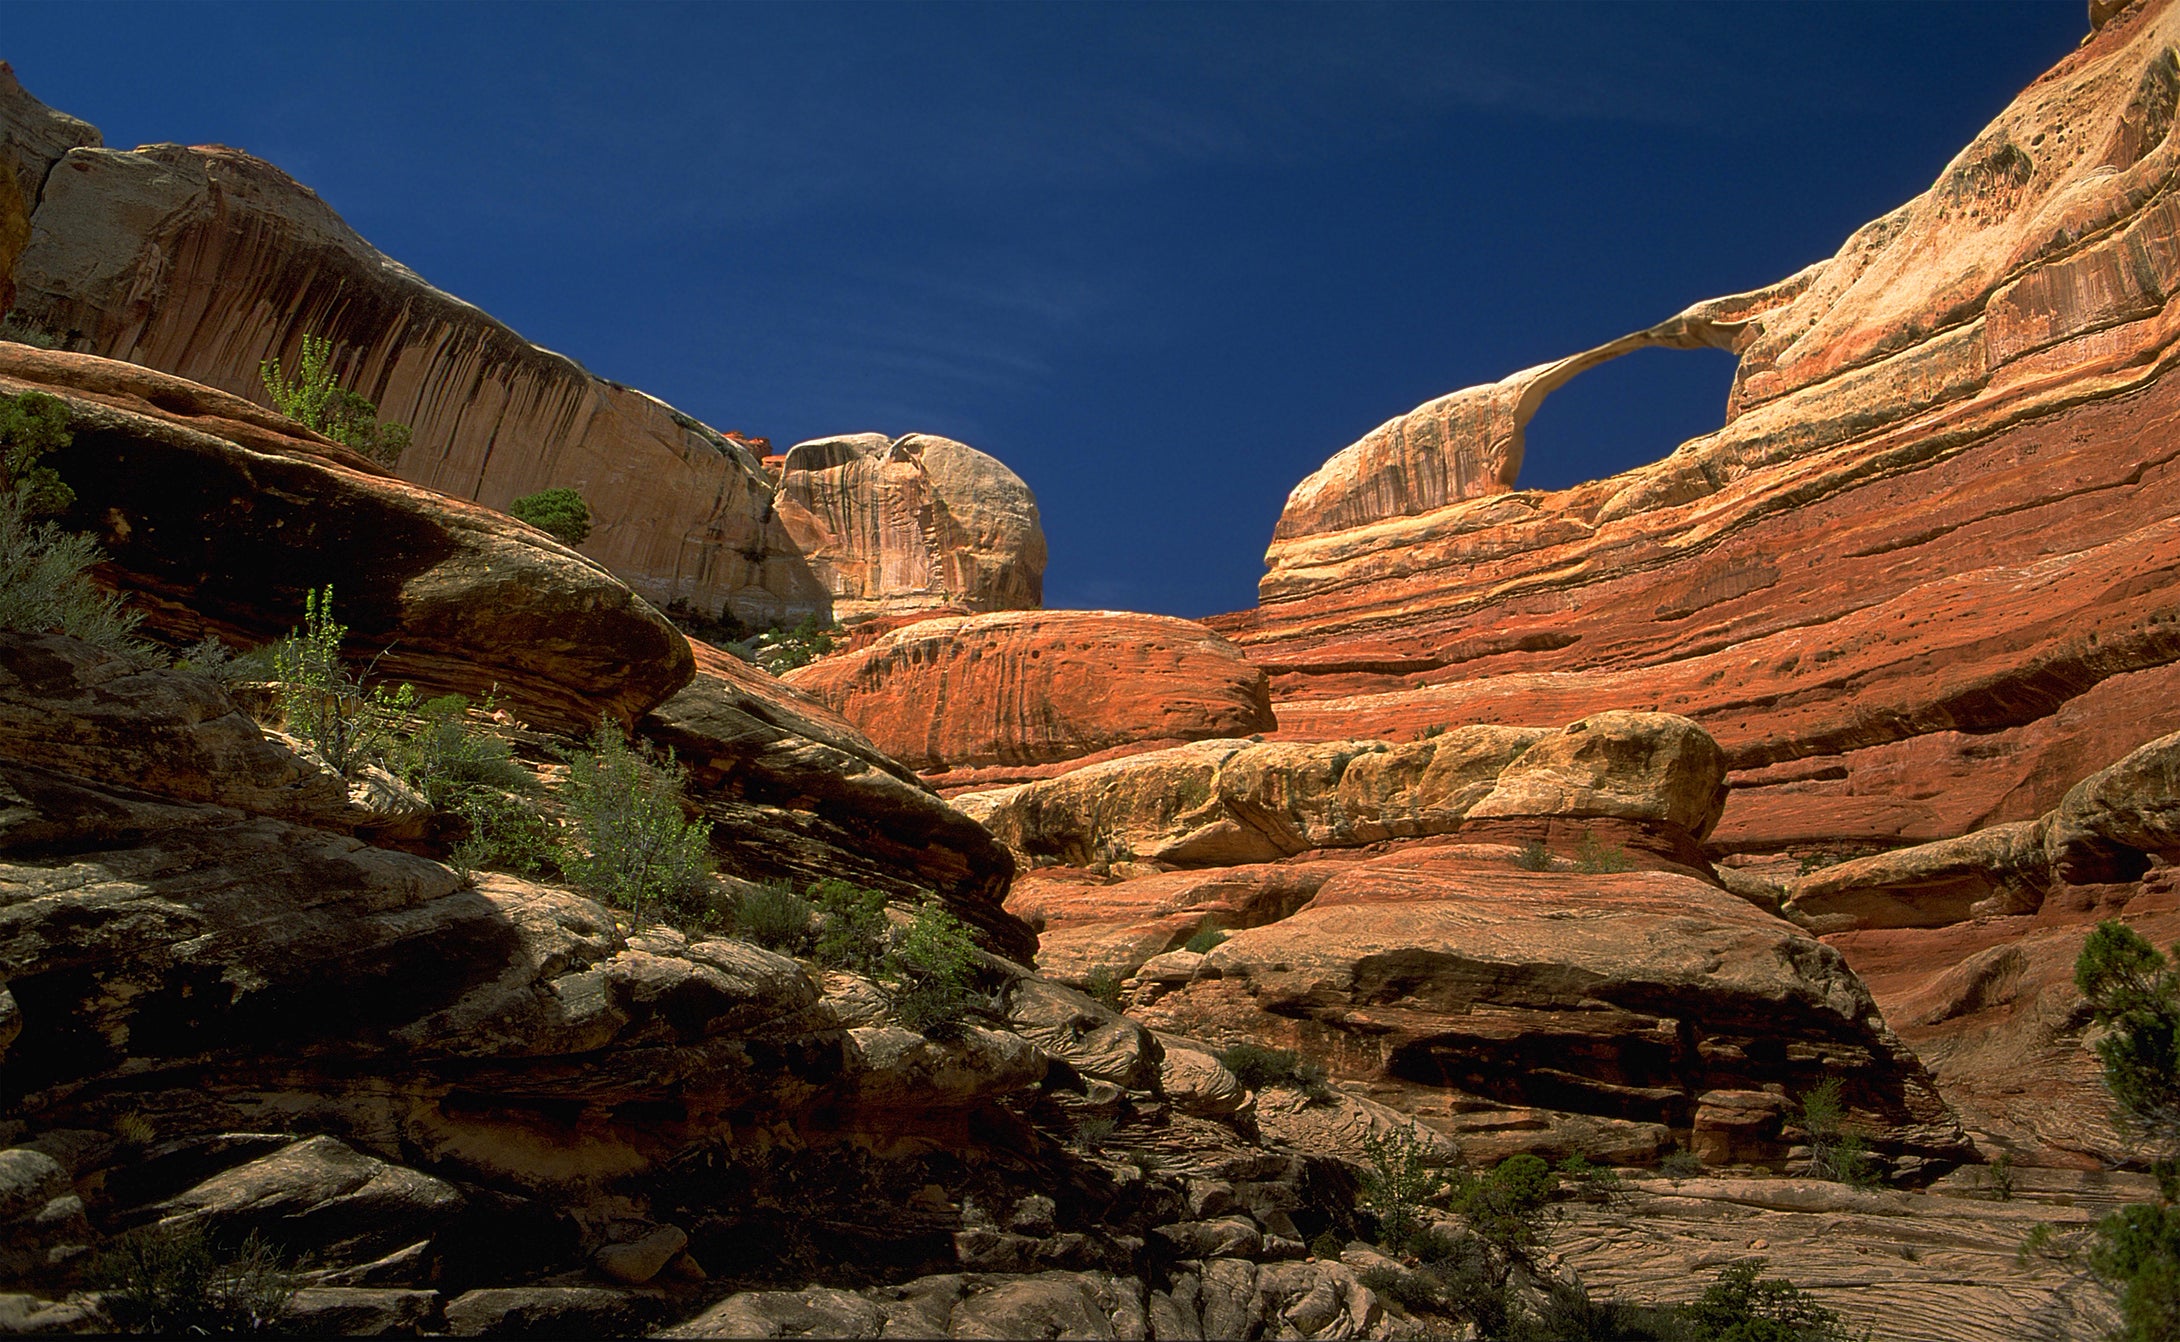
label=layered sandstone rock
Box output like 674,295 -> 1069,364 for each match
1128,844 -> 1968,1176
781,609 -> 1272,781
645,642 -> 1033,962
0,62 -> 98,315
0,629 -> 1370,1323
1225,2 -> 2180,861
772,433 -> 1045,622
958,713 -> 1713,872
0,70 -> 1045,629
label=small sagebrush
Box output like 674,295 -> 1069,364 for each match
1183,926 -> 1228,954
1219,1042 -> 1335,1104
558,722 -> 714,929
91,1224 -> 296,1336
732,883 -> 817,954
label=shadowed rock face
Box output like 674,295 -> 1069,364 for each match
0,73 -> 1045,630
1225,1 -> 2180,858
0,349 -> 1023,936
783,609 -> 1273,781
0,344 -> 694,734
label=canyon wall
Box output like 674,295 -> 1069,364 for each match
1221,1 -> 2180,862
0,65 -> 1044,630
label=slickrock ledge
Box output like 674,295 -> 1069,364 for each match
0,344 -> 692,733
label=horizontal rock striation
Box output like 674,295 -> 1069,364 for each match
0,69 -> 1045,629
959,712 -> 1721,873
1128,845 -> 1969,1175
1224,1 -> 2180,858
783,609 -> 1273,781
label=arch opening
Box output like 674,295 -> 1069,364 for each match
1513,344 -> 1740,493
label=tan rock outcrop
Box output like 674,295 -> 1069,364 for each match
772,433 -> 1045,622
958,713 -> 1719,873
781,609 -> 1271,778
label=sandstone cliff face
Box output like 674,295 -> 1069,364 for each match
782,609 -> 1272,784
0,70 -> 1045,631
1226,1 -> 2180,862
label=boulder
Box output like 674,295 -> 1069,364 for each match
2044,728 -> 2180,882
441,1286 -> 663,1339
1466,711 -> 1727,841
959,716 -> 1724,872
773,432 -> 1046,620
660,1287 -> 883,1339
280,1287 -> 443,1337
782,609 -> 1272,776
155,1135 -> 465,1265
1785,822 -> 2051,931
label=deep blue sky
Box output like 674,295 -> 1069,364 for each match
6,3 -> 2084,617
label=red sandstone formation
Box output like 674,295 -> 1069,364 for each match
781,609 -> 1273,781
1218,2 -> 2180,863
0,71 -> 1044,631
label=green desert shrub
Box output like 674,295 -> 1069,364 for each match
389,695 -> 556,878
886,899 -> 985,1035
1083,966 -> 1126,1011
1512,840 -> 1554,872
1183,925 -> 1228,954
1798,1077 -> 1877,1187
269,586 -> 413,777
2071,920 -> 2180,1339
809,878 -> 891,973
558,722 -> 714,929
509,487 -> 593,546
259,333 -> 410,466
90,1224 -> 296,1336
0,314 -> 59,349
1659,1146 -> 1706,1180
173,634 -> 276,684
1572,830 -> 1635,874
731,883 -> 817,954
1219,1042 -> 1334,1103
0,391 -> 149,661
0,388 -> 76,518
1671,1258 -> 1860,1341
727,612 -> 843,672
1361,1122 -> 1455,1248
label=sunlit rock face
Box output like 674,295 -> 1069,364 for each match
772,432 -> 1046,622
1231,1 -> 2180,860
0,70 -> 1045,631
782,609 -> 1268,785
